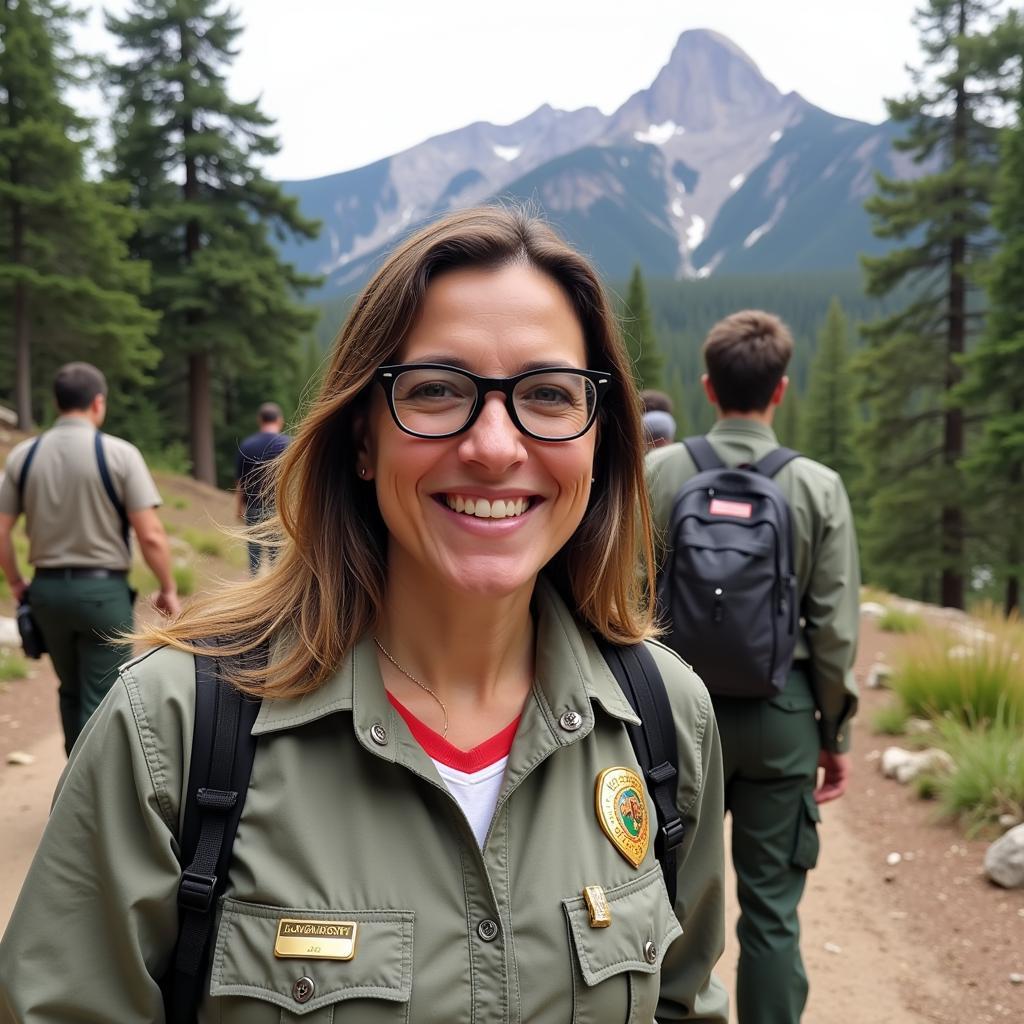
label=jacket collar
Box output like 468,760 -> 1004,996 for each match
252,577 -> 640,740
709,417 -> 778,444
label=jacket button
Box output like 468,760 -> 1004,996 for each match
370,723 -> 388,745
477,918 -> 499,942
558,710 -> 582,732
643,939 -> 658,964
292,976 -> 315,1003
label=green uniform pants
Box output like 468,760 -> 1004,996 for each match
28,575 -> 134,756
713,666 -> 822,1024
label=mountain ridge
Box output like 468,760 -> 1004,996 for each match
276,29 -> 907,292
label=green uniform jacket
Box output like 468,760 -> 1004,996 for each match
0,582 -> 728,1023
646,420 -> 860,753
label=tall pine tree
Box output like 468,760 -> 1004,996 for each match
959,28 -> 1024,613
0,0 -> 157,428
857,0 -> 1016,607
106,0 -> 320,484
801,297 -> 858,483
621,264 -> 665,391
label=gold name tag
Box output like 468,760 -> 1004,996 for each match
274,919 -> 359,960
583,885 -> 612,928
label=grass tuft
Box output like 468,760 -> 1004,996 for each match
932,710 -> 1024,835
0,648 -> 29,682
879,608 -> 924,634
891,608 -> 1024,724
873,702 -> 910,736
173,564 -> 196,597
182,527 -> 225,559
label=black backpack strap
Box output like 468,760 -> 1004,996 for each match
16,436 -> 43,507
94,432 -> 132,555
599,640 -> 684,906
753,446 -> 800,479
165,648 -> 262,1023
682,435 -> 725,474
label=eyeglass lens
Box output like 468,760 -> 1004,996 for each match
390,368 -> 597,439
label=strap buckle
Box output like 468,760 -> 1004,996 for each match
178,871 -> 218,913
660,817 -> 686,852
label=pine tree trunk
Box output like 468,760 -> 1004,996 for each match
941,0 -> 969,610
188,351 -> 216,485
12,187 -> 33,430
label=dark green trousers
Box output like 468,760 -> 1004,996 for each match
28,575 -> 134,756
713,667 -> 822,1024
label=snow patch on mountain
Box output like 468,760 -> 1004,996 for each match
769,129 -> 783,143
729,173 -> 746,190
634,121 -> 684,145
686,215 -> 706,250
671,198 -> 685,218
493,145 -> 522,162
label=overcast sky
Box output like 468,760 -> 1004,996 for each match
80,0 -> 925,182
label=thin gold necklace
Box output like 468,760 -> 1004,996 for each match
373,637 -> 450,738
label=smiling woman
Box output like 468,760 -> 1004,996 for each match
0,206 -> 729,1024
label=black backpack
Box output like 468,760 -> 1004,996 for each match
162,640 -> 683,1022
656,435 -> 800,699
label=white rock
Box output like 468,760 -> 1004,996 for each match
823,942 -> 842,954
999,814 -> 1023,832
867,663 -> 893,689
985,824 -> 1024,888
882,746 -> 955,784
860,602 -> 888,619
886,852 -> 902,866
6,751 -> 35,766
0,616 -> 20,648
1010,973 -> 1023,985
881,747 -> 914,778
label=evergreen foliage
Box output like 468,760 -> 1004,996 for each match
0,0 -> 158,429
959,42 -> 1024,613
801,297 -> 858,483
105,0 -> 320,484
774,386 -> 801,449
620,264 -> 665,390
856,0 -> 1018,607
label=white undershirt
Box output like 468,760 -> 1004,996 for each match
433,757 -> 508,848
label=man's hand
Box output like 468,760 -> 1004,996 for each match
152,589 -> 181,618
814,750 -> 850,804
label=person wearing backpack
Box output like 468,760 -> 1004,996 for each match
0,209 -> 729,1023
646,310 -> 860,1024
0,362 -> 180,754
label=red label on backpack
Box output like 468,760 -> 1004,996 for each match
709,498 -> 753,519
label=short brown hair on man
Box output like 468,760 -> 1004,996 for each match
702,310 -> 793,413
54,362 -> 108,412
639,389 -> 673,415
258,402 -> 284,424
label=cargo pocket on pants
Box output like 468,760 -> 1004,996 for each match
791,790 -> 821,871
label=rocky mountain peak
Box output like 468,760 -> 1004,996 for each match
613,28 -> 783,134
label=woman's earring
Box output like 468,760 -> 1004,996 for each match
359,467 -> 367,478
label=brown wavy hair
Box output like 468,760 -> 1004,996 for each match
139,205 -> 656,697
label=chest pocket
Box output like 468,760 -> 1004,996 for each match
207,900 -> 414,1023
563,866 -> 682,1024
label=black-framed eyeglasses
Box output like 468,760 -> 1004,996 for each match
374,363 -> 612,441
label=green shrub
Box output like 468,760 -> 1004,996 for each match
878,608 -> 924,634
933,710 -> 1024,835
147,442 -> 192,475
873,702 -> 909,735
0,648 -> 29,682
182,527 -> 224,559
891,610 -> 1024,724
173,564 -> 196,596
171,497 -> 188,511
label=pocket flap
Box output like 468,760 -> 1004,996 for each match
210,900 -> 414,1014
563,867 -> 682,986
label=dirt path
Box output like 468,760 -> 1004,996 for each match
1,627 -> 1022,1022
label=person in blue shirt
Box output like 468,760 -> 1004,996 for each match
235,402 -> 291,574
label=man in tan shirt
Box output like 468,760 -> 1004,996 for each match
0,362 -> 180,753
